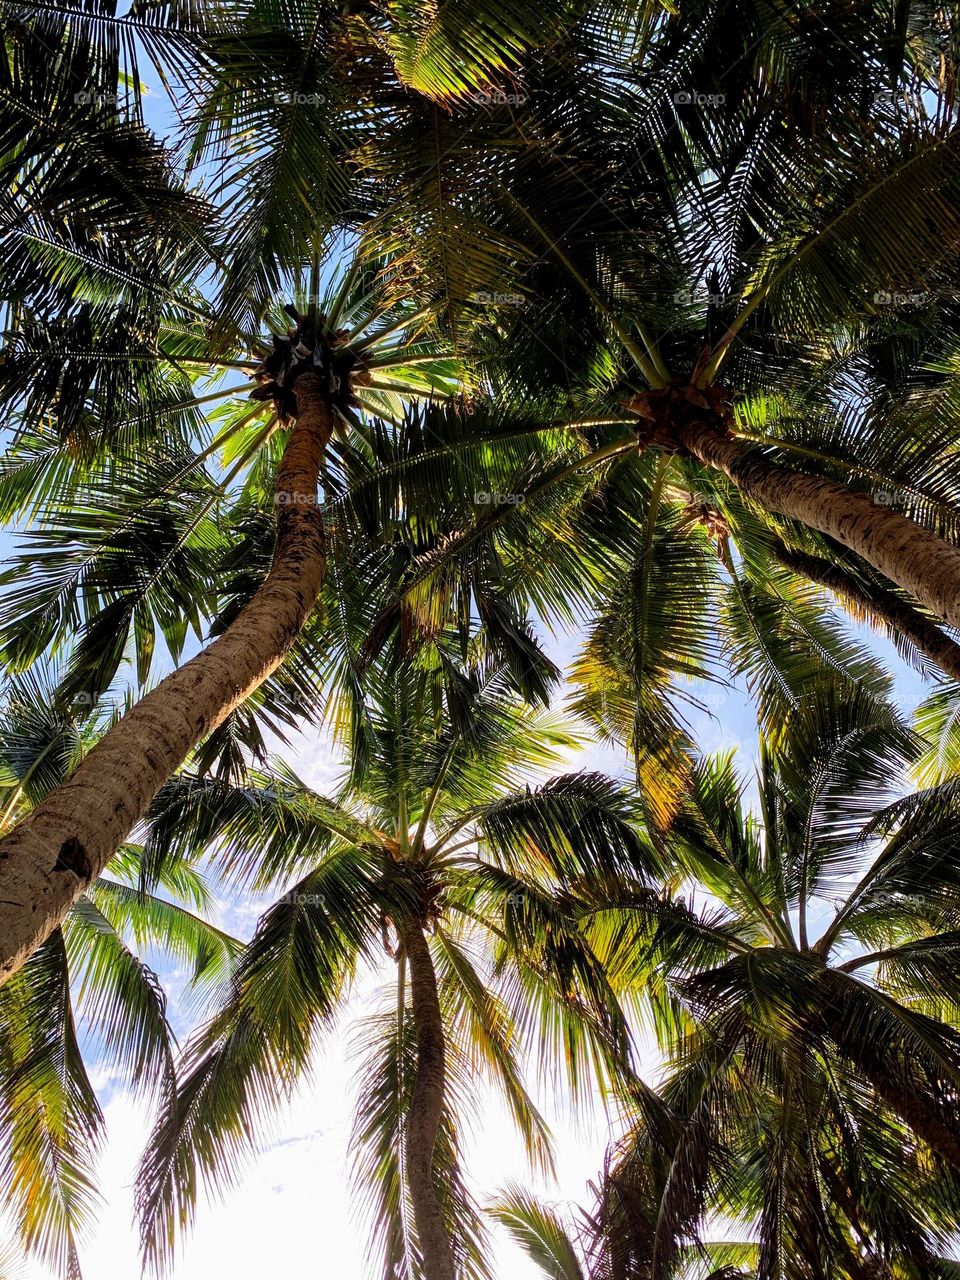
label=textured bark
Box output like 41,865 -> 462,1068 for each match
772,543 -> 960,682
820,997 -> 960,1172
0,375 -> 333,984
402,921 -> 456,1280
629,386 -> 960,630
679,417 -> 960,629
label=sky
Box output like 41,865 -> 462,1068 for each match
0,614 -> 931,1280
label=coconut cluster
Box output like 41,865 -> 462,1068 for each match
626,381 -> 735,453
250,304 -> 363,420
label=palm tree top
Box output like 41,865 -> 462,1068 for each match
134,654 -> 661,1276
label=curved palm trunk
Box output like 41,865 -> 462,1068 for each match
820,996 -> 960,1171
631,388 -> 960,630
772,544 -> 960,682
0,375 -> 333,985
402,921 -> 456,1280
842,1049 -> 960,1172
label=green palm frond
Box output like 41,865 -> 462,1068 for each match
489,1183 -> 585,1280
136,852 -> 378,1270
479,773 -> 659,888
915,681 -> 960,786
350,994 -> 491,1280
382,0 -> 571,101
62,895 -> 176,1101
0,934 -> 102,1280
432,931 -> 555,1177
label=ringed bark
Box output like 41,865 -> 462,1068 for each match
402,920 -> 457,1280
0,374 -> 333,985
629,385 -> 960,631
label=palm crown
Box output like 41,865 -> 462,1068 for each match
497,690 -> 960,1279
134,654 -> 657,1278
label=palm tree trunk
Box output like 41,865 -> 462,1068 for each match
819,992 -> 960,1171
771,543 -> 960,682
682,419 -> 960,629
402,920 -> 456,1280
0,374 -> 333,985
631,388 -> 960,630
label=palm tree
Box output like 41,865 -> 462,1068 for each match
338,1 -> 960,662
134,656 -> 656,1279
491,1181 -> 754,1280
260,0 -> 960,649
550,688 -> 960,1278
314,0 -> 960,814
0,0 -> 492,980
319,408 -> 921,826
5,0 -> 960,982
0,223 -> 459,981
482,4 -> 960,625
0,671 -> 239,1279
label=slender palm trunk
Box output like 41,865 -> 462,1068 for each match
0,374 -> 333,984
820,995 -> 960,1171
772,544 -> 960,682
630,388 -> 960,630
402,920 -> 456,1280
682,418 -> 960,629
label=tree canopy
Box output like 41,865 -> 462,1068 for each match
3,0 -> 960,1277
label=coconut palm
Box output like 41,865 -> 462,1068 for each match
336,1 -> 960,676
133,655 -> 659,1280
0,671 -> 239,1279
545,688 -> 960,1278
312,400 -> 919,827
0,0 -> 501,981
5,0 -> 960,981
0,227 -> 460,982
255,0 -> 960,647
491,1181 -> 754,1280
458,1 -> 960,626
308,0 -> 960,812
